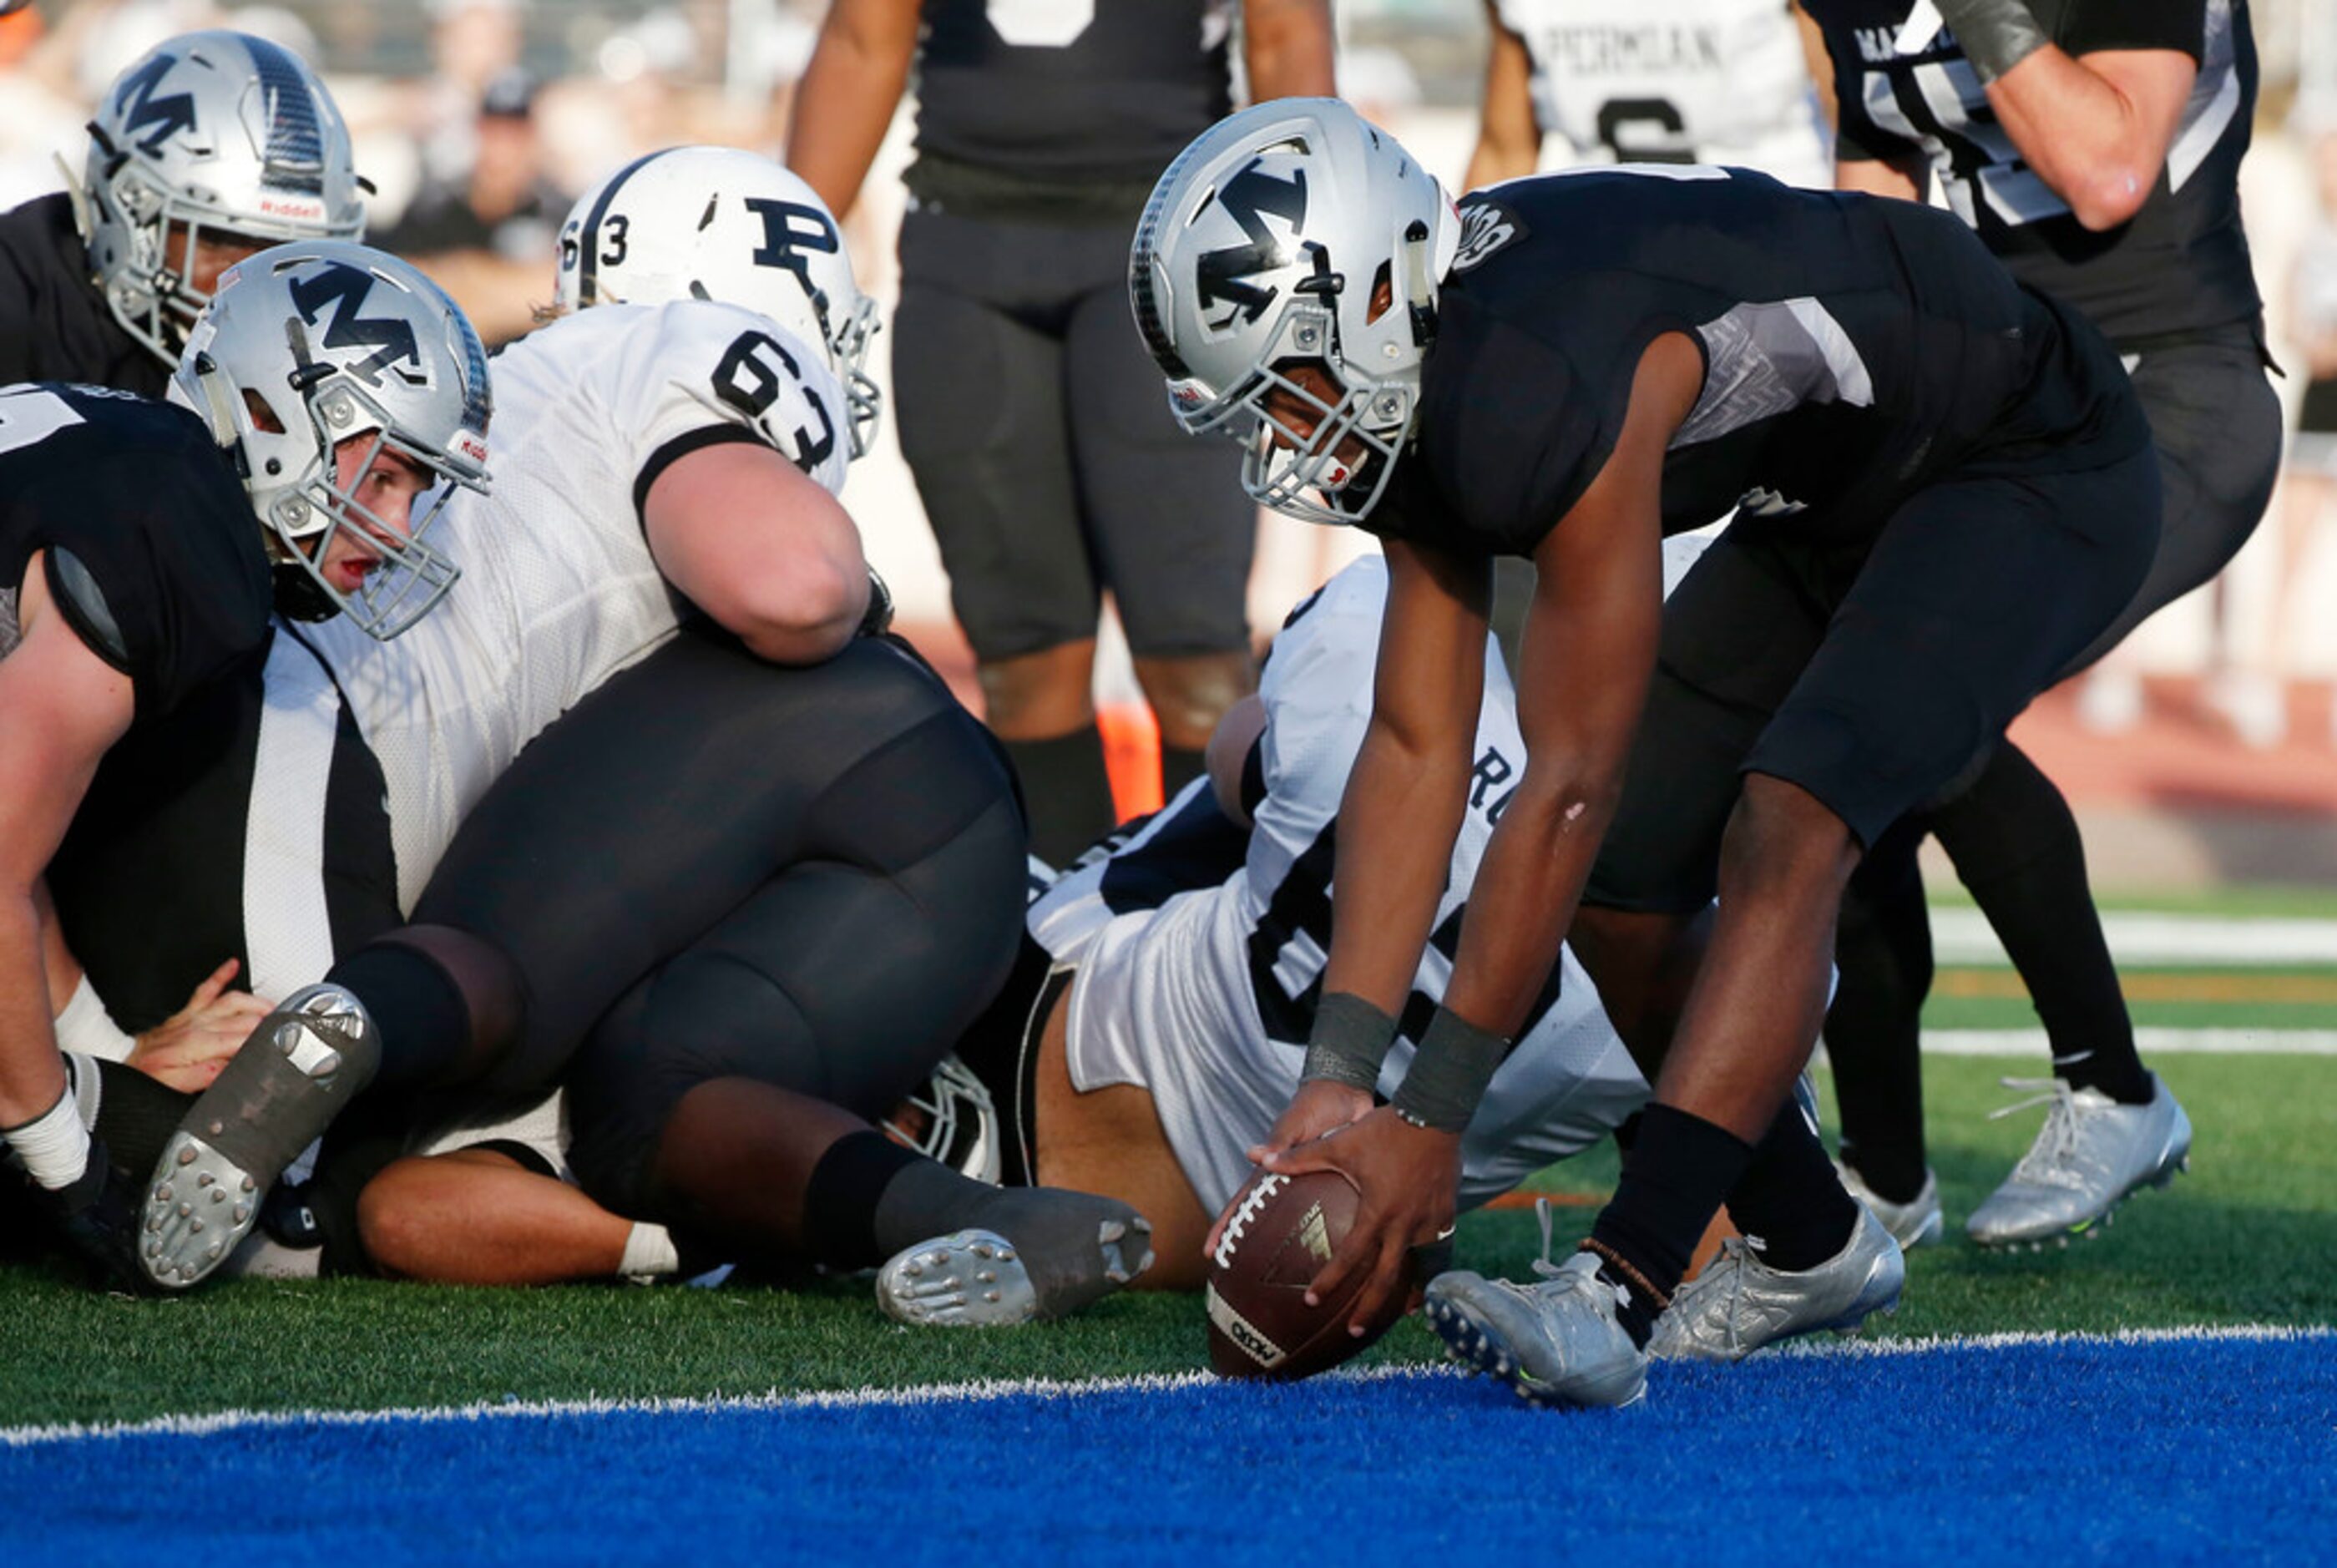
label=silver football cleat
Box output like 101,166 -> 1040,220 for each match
1648,1204 -> 1904,1363
139,983 -> 379,1291
1422,1200 -> 1647,1409
875,1211 -> 1152,1328
878,1229 -> 1037,1326
1425,1254 -> 1648,1409
1835,1160 -> 1945,1249
1966,1073 -> 2191,1250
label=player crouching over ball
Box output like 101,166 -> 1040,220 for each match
1130,99 -> 2159,1408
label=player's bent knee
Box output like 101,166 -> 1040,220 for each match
1720,775 -> 1860,898
353,1158 -> 439,1278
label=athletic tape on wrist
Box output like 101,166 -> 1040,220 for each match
1389,1007 -> 1508,1133
53,974 -> 137,1063
1935,0 -> 2048,83
1301,992 -> 1399,1092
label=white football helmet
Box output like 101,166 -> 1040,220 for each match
554,145 -> 882,459
883,1055 -> 1004,1186
171,240 -> 493,641
78,30 -> 367,367
1129,99 -> 1458,526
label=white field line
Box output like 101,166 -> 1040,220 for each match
3,1325 -> 2327,1450
1907,1028 -> 2337,1057
1932,908 -> 2337,968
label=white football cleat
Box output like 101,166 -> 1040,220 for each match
1966,1073 -> 2191,1250
1835,1160 -> 1945,1249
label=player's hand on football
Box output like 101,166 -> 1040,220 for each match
1249,1077 -> 1374,1163
1205,1079 -> 1377,1261
1262,1106 -> 1460,1337
129,959 -> 273,1092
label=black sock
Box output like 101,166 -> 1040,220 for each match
1588,1104 -> 1752,1348
799,1130 -> 927,1271
801,1129 -> 1065,1272
327,940 -> 480,1092
1724,1101 -> 1862,1272
1825,817 -> 1935,1203
1001,726 -> 1119,868
1932,745 -> 2152,1105
1160,743 -> 1207,802
89,1060 -> 194,1176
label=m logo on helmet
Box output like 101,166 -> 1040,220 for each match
288,263 -> 422,387
112,53 -> 197,156
1196,160 -> 1308,330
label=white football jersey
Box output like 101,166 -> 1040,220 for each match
1492,0 -> 1830,185
1029,556 -> 1650,1217
306,300 -> 852,909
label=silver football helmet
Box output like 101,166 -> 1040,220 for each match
170,240 -> 493,641
77,30 -> 367,367
553,145 -> 882,458
883,1055 -> 1004,1186
1129,99 -> 1458,527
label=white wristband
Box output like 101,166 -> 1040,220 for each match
620,1222 -> 681,1281
53,974 -> 137,1063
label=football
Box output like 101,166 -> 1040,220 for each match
1204,1167 -> 1416,1380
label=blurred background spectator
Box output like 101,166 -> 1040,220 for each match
378,65 -> 569,343
4,0 -> 2337,792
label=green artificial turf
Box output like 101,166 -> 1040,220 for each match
5,1049 -> 2326,1431
8,885 -> 2334,1429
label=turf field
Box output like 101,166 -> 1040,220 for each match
4,896 -> 2334,1561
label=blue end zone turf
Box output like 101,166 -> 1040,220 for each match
5,1333 -> 2331,1563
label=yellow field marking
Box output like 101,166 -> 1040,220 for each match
1935,969 -> 2337,1004
1483,1191 -> 1602,1211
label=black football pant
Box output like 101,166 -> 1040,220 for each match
1827,326 -> 2282,1193
338,628 -> 1027,1215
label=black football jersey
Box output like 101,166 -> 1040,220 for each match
1805,0 -> 2259,346
1371,169 -> 2146,559
909,0 -> 1234,215
0,195 -> 169,399
0,384 -> 272,716
47,628 -> 401,1030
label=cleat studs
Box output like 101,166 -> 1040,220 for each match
984,1291 -> 1001,1303
210,1190 -> 226,1205
190,1219 -> 204,1233
240,1176 -> 255,1193
232,1203 -> 250,1223
177,1147 -> 198,1167
154,1185 -> 172,1203
205,1244 -> 220,1262
197,1172 -> 214,1187
177,1202 -> 193,1218
207,1121 -> 224,1137
1100,1220 -> 1126,1243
